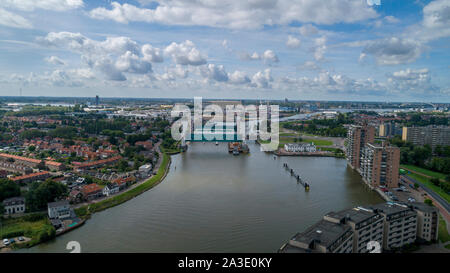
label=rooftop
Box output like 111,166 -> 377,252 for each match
324,207 -> 377,225
48,200 -> 69,208
290,219 -> 352,249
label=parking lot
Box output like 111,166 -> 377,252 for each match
0,236 -> 31,250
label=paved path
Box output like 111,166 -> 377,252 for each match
402,175 -> 450,235
402,175 -> 449,212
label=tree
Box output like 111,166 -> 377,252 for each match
0,179 -> 21,202
25,180 -> 68,211
28,145 -> 36,152
430,178 -> 440,186
424,199 -> 433,206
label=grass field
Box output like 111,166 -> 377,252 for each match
302,138 -> 333,146
407,172 -> 450,203
438,214 -> 450,244
401,164 -> 447,180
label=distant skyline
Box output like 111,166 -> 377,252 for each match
0,0 -> 449,102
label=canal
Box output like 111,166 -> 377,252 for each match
21,142 -> 383,253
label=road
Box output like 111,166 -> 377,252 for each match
402,175 -> 450,212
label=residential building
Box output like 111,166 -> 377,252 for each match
73,156 -> 122,171
48,200 -> 71,219
284,143 -> 317,153
139,164 -> 152,176
10,171 -> 50,184
0,161 -> 33,175
411,202 -> 439,242
3,197 -> 25,215
323,207 -> 384,253
81,183 -> 103,200
359,142 -> 400,189
0,153 -> 64,170
103,182 -> 120,196
379,122 -> 401,138
346,124 -> 375,169
279,219 -> 354,253
112,176 -> 135,189
367,203 -> 417,251
68,189 -> 83,204
402,125 -> 450,149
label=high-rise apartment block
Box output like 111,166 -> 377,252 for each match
323,207 -> 384,253
411,203 -> 439,242
280,202 -> 438,253
367,203 -> 417,251
402,125 -> 450,149
279,219 -> 354,253
360,142 -> 400,189
379,122 -> 401,137
346,124 -> 375,170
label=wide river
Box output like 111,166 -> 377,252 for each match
22,142 -> 382,253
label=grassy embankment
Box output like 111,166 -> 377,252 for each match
75,152 -> 170,218
438,214 -> 450,249
401,164 -> 447,181
401,165 -> 450,204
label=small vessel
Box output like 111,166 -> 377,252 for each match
215,141 -> 219,145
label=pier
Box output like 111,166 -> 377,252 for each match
283,163 -> 310,191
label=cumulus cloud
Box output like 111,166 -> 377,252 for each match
251,69 -> 272,88
89,1 -> 378,29
413,0 -> 450,41
286,35 -> 301,49
45,56 -> 66,65
0,8 -> 33,29
37,32 -> 162,81
240,50 -> 279,64
362,37 -> 423,65
228,70 -> 251,85
314,36 -> 327,61
3,68 -> 95,88
201,64 -> 229,82
387,68 -> 438,93
0,0 -> 83,11
164,40 -> 207,66
298,24 -> 319,36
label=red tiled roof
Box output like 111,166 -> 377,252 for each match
0,153 -> 42,164
75,156 -> 122,168
81,183 -> 103,195
10,171 -> 49,181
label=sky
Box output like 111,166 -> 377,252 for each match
0,0 -> 449,102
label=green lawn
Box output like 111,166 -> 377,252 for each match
438,214 -> 450,244
408,173 -> 450,203
401,164 -> 447,180
0,214 -> 55,248
301,138 -> 333,146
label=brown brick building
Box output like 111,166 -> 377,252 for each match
346,124 -> 375,170
359,142 -> 400,189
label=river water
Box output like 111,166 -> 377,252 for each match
21,142 -> 382,253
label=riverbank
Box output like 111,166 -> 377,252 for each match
6,149 -> 172,252
75,151 -> 171,218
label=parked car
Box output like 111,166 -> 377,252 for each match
9,238 -> 15,244
408,197 -> 416,202
18,236 -> 24,242
2,239 -> 9,246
